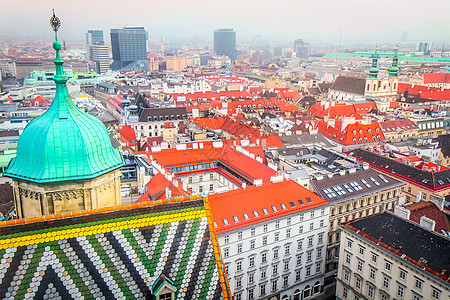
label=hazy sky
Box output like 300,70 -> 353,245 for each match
2,0 -> 450,45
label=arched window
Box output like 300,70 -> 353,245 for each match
313,281 -> 321,294
294,289 -> 301,300
303,285 -> 311,298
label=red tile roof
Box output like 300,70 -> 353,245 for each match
208,180 -> 329,233
318,122 -> 385,145
137,172 -> 189,202
405,201 -> 450,233
379,119 -> 419,132
307,102 -> 374,119
416,162 -> 449,172
148,145 -> 277,183
191,117 -> 261,138
419,72 -> 450,84
117,125 -> 137,144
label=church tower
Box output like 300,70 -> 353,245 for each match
5,11 -> 124,218
387,44 -> 399,95
364,45 -> 380,98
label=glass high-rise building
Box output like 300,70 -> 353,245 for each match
86,30 -> 110,74
214,29 -> 237,60
110,27 -> 148,70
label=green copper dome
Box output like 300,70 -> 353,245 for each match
388,47 -> 399,78
5,24 -> 123,183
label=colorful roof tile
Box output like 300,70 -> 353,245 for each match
0,198 -> 230,299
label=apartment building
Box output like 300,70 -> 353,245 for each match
209,180 -> 330,300
336,212 -> 449,300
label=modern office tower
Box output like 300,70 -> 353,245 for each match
86,30 -> 104,46
214,29 -> 237,60
85,30 -> 111,74
417,41 -> 433,53
294,39 -> 311,59
110,27 -> 148,70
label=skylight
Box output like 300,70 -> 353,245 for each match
233,216 -> 239,223
369,177 -> 380,186
298,199 -> 304,205
214,221 -> 218,228
289,201 -> 296,208
378,174 -> 389,183
361,179 -> 371,188
281,203 -> 287,210
349,181 -> 363,191
243,213 -> 249,220
332,185 -> 347,196
272,206 -> 278,212
253,210 -> 259,217
223,218 -> 229,225
263,208 -> 269,215
306,197 -> 312,203
322,188 -> 337,198
342,183 -> 353,193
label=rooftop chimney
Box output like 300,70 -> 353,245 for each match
394,205 -> 410,220
420,216 -> 436,231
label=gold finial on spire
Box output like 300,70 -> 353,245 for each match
375,43 -> 378,50
50,9 -> 61,41
396,43 -> 399,50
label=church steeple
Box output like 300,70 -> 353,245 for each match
5,10 -> 124,218
389,43 -> 399,78
368,44 -> 379,79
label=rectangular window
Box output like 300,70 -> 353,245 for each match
283,275 -> 289,287
286,229 -> 291,238
263,208 -> 269,215
272,264 -> 278,274
236,261 -> 242,271
346,253 -> 351,264
415,278 -> 423,290
237,244 -> 242,254
296,269 -> 301,281
210,173 -> 214,180
263,236 -> 267,246
261,269 -> 266,279
263,224 -> 268,233
399,269 -> 406,280
199,186 -> 203,193
299,225 -> 303,234
243,213 -> 249,220
344,269 -> 349,282
359,246 -> 365,256
355,277 -> 361,289
297,240 -> 303,251
397,285 -> 404,298
308,236 -> 313,248
248,288 -> 254,300
248,272 -> 254,283
357,261 -> 363,272
343,287 -> 348,299
318,233 -> 324,244
260,285 -> 265,296
287,217 -> 291,226
317,248 -> 322,258
224,248 -> 229,258
310,211 -> 315,219
315,262 -> 321,273
210,184 -> 214,191
307,251 -> 312,262
285,245 -> 290,255
347,239 -> 353,249
306,266 -> 311,276
274,232 -> 279,242
250,240 -> 255,250
296,255 -> 302,266
249,257 -> 255,267
299,214 -> 304,222
238,231 -> 243,240
383,277 -> 389,288
236,276 -> 242,288
275,221 -> 280,229
385,261 -> 392,271
432,288 -> 440,299
251,228 -> 256,237
309,222 -> 314,231
320,220 -> 324,227
261,253 -> 267,263
370,268 -> 375,280
271,280 -> 277,292
284,261 -> 289,271
224,235 -> 229,244
368,285 -> 374,298
274,248 -> 279,259
371,253 -> 377,263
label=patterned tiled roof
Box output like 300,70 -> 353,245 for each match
0,198 -> 229,299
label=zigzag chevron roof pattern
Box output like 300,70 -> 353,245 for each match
0,199 -> 226,299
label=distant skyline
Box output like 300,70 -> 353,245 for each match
2,0 -> 450,46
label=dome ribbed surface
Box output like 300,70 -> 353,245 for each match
5,82 -> 123,183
